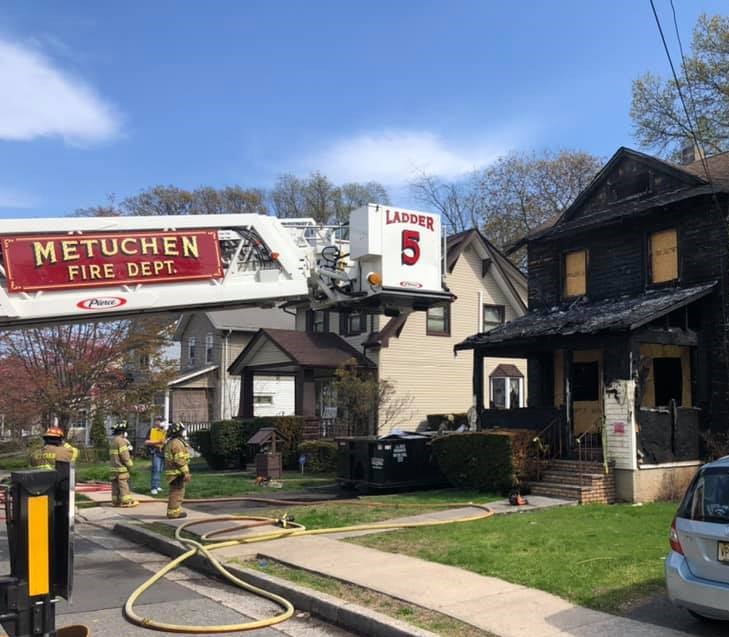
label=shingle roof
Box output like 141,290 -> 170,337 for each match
455,281 -> 716,351
229,328 -> 375,373
490,363 -> 524,378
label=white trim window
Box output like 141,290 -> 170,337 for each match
188,336 -> 196,365
482,304 -> 505,332
489,364 -> 524,409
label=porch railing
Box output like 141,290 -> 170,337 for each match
575,416 -> 606,490
531,413 -> 565,481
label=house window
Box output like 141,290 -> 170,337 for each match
564,249 -> 587,298
187,336 -> 196,364
608,170 -> 652,202
490,377 -> 522,409
306,310 -> 329,333
340,312 -> 366,336
650,228 -> 678,284
426,305 -> 450,336
205,334 -> 214,364
573,361 -> 599,402
482,305 -> 505,332
138,352 -> 150,369
253,395 -> 274,405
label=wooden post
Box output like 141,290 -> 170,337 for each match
473,350 -> 484,414
564,349 -> 573,451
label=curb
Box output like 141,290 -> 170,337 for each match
113,522 -> 438,637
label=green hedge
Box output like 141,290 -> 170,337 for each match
431,432 -> 516,493
297,440 -> 337,473
196,416 -> 305,470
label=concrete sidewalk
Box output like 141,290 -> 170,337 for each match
96,492 -> 694,637
253,534 -> 691,637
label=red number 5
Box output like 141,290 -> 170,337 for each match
401,230 -> 420,266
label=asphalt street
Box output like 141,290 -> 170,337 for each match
0,523 -> 356,637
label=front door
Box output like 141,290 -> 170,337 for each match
572,350 -> 603,436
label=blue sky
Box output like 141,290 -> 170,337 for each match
0,0 -> 726,218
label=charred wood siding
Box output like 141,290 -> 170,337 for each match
529,196 -> 729,310
526,189 -> 729,434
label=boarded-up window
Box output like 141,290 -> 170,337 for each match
564,250 -> 587,297
651,229 -> 678,283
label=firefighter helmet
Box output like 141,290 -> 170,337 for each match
43,426 -> 64,439
167,421 -> 185,438
112,421 -> 128,434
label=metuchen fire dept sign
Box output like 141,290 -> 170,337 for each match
2,230 -> 223,292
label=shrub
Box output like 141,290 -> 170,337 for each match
432,432 -> 516,493
298,440 -> 337,473
254,416 -> 305,468
199,416 -> 306,471
0,439 -> 22,455
208,420 -> 248,469
426,413 -> 469,431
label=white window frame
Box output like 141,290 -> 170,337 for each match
489,376 -> 524,409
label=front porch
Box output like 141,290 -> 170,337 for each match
456,283 -> 714,502
228,328 -> 376,439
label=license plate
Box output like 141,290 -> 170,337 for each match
718,541 -> 729,563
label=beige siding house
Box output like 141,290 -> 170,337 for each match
290,229 -> 529,433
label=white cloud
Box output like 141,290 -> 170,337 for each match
298,128 -> 524,185
0,38 -> 120,144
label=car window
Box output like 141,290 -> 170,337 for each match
685,471 -> 729,523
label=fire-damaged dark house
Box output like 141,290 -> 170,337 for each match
456,146 -> 729,502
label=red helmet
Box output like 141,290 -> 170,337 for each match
43,427 -> 64,439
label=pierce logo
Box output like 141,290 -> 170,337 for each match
76,297 -> 127,310
399,281 -> 423,289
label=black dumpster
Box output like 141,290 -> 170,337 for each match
336,432 -> 446,493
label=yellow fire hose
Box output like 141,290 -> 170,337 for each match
122,498 -> 494,634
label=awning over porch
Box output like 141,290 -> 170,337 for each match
455,281 -> 716,351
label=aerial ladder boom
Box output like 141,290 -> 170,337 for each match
0,204 -> 451,328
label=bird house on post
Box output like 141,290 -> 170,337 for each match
247,427 -> 287,480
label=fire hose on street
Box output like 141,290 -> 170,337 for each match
118,496 -> 495,634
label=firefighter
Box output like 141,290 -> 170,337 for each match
29,426 -> 79,469
109,421 -> 138,508
164,421 -> 191,519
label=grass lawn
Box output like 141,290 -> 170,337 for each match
74,458 -> 337,499
248,489 -> 498,529
351,502 -> 678,614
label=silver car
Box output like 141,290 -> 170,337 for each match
666,456 -> 729,621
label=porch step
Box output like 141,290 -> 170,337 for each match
529,459 -> 616,504
541,470 -> 613,486
548,459 -> 612,473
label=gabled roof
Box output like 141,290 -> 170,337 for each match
167,365 -> 218,387
175,307 -> 295,340
512,147 -> 729,247
228,328 -> 375,374
560,147 -> 707,225
446,228 -> 527,313
455,281 -> 716,351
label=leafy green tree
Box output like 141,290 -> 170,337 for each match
630,13 -> 729,157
